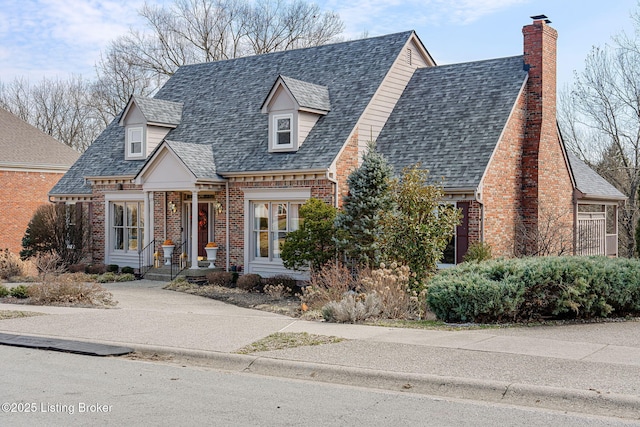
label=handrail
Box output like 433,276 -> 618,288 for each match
170,240 -> 187,280
138,239 -> 156,278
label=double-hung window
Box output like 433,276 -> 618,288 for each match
272,114 -> 293,149
252,201 -> 301,260
112,201 -> 144,252
127,127 -> 144,158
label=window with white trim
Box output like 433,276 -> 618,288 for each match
127,126 -> 144,158
112,201 -> 144,252
252,201 -> 301,260
271,114 -> 294,150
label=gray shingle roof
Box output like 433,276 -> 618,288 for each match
377,55 -> 528,189
134,96 -> 183,126
0,107 -> 79,169
279,76 -> 330,112
51,31 -> 414,196
164,140 -> 221,180
566,151 -> 626,200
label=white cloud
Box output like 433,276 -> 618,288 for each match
327,0 -> 530,37
0,0 -> 147,80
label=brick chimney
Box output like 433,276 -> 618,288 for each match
521,17 -> 558,246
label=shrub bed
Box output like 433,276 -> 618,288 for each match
426,256 -> 640,323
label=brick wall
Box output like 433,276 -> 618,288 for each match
335,132 -> 359,207
481,19 -> 574,257
521,19 -> 574,255
482,93 -> 526,257
90,182 -> 144,264
226,179 -> 334,268
0,170 -> 66,255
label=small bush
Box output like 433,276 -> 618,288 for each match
0,249 -> 24,279
33,252 -> 66,278
10,285 -> 30,299
121,266 -> 135,274
86,264 -> 106,274
96,272 -> 118,283
27,278 -> 116,307
0,285 -> 9,297
236,274 -> 262,291
322,292 -> 382,323
262,275 -> 298,295
463,242 -> 493,263
115,273 -> 136,282
427,256 -> 640,323
107,264 -> 119,273
207,271 -> 234,287
299,263 -> 358,310
68,264 -> 88,273
264,284 -> 286,298
360,263 -> 428,320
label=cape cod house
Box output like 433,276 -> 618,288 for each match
50,17 -> 625,278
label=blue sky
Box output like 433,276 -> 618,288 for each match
1,0 -> 638,89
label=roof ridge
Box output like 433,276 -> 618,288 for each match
178,30 -> 416,71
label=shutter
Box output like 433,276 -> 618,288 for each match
456,202 -> 470,264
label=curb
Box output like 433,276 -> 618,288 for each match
132,344 -> 640,420
2,331 -> 639,419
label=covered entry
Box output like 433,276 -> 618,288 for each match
134,140 -> 226,270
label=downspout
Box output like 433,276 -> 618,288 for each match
475,187 -> 485,242
164,192 -> 168,241
225,182 -> 230,272
326,171 -> 339,208
572,190 -> 579,255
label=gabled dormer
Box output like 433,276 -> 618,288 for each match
261,76 -> 330,153
119,96 -> 183,160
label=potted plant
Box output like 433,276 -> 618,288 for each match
204,242 -> 218,268
162,239 -> 175,265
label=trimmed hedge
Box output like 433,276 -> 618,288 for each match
427,257 -> 640,323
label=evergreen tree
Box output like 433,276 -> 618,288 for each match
334,143 -> 393,267
21,204 -> 89,266
281,198 -> 338,271
382,166 -> 461,288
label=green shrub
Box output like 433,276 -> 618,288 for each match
236,274 -> 262,291
10,285 -> 30,299
281,198 -> 339,271
121,266 -> 135,274
96,272 -> 117,283
107,264 -> 119,273
206,271 -> 234,287
0,285 -> 9,297
426,256 -> 640,323
115,273 -> 136,282
463,242 -> 493,263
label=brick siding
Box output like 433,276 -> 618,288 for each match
0,170 -> 66,255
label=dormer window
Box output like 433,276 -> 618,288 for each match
119,95 -> 183,160
274,114 -> 293,148
262,75 -> 330,154
127,126 -> 144,158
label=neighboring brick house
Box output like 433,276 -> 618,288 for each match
0,108 -> 80,255
50,17 -> 624,278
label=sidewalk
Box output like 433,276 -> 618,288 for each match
1,279 -> 640,419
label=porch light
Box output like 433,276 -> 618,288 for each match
168,201 -> 177,213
